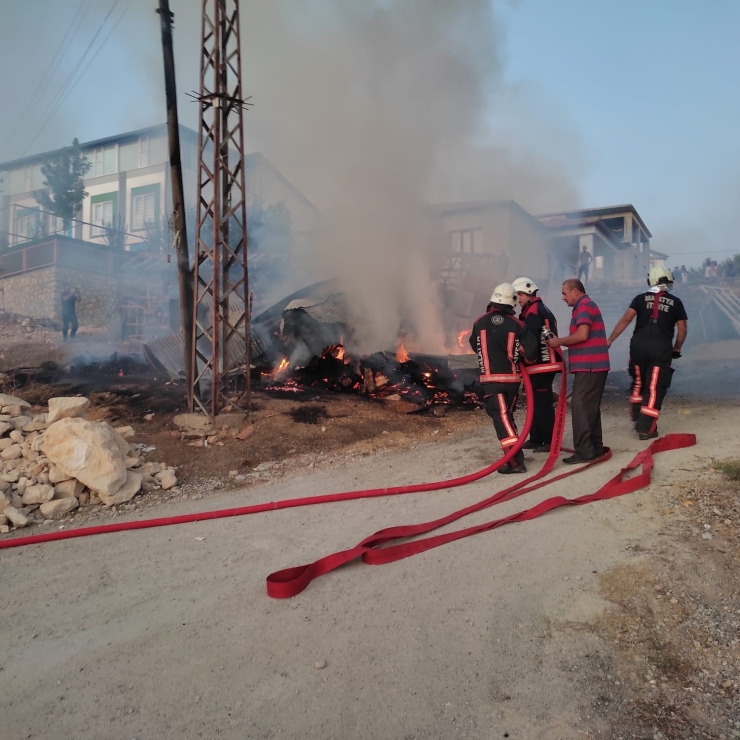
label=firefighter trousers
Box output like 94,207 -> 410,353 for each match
629,334 -> 673,435
483,383 -> 524,465
527,371 -> 556,446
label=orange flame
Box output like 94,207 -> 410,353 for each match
458,329 -> 471,348
336,344 -> 345,361
396,340 -> 410,363
268,358 -> 289,377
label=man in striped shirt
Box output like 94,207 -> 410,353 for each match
546,279 -> 610,463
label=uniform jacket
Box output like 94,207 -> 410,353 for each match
519,297 -> 564,374
469,306 -> 538,384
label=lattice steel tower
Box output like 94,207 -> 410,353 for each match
191,0 -> 251,417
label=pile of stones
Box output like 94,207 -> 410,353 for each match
0,393 -> 177,533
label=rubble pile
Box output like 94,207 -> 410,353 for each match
0,393 -> 177,534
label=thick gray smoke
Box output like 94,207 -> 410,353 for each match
225,0 -> 583,352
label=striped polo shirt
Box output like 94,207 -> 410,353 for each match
567,295 -> 610,373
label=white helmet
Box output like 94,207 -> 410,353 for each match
489,282 -> 517,308
512,276 -> 539,295
648,265 -> 675,287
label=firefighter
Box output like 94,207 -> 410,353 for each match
470,283 -> 538,474
512,277 -> 565,452
607,266 -> 688,440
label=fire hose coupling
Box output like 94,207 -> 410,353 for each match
541,327 -> 555,342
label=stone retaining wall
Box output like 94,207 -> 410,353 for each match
2,267 -> 118,327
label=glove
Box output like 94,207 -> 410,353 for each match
672,350 -> 682,359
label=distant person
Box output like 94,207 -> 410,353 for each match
680,265 -> 689,283
512,276 -> 563,453
546,279 -> 609,463
61,284 -> 80,342
577,246 -> 593,285
607,266 -> 687,440
723,261 -> 737,284
672,265 -> 680,277
709,261 -> 719,280
469,283 -> 538,474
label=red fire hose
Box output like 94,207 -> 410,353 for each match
0,367 -> 696,602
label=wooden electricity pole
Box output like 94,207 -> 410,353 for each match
157,0 -> 195,406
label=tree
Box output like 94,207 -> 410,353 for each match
33,138 -> 91,231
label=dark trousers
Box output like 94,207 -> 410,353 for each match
483,383 -> 524,466
629,334 -> 673,435
577,264 -> 589,283
528,371 -> 556,446
62,313 -> 78,339
571,371 -> 607,459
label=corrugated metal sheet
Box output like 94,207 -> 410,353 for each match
283,293 -> 351,324
142,329 -> 266,379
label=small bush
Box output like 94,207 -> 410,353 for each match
712,459 -> 740,481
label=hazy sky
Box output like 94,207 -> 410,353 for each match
1,0 -> 738,267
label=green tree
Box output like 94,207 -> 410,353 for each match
33,138 -> 91,230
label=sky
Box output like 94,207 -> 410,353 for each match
1,0 -> 739,267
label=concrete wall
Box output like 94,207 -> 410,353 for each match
2,265 -> 117,326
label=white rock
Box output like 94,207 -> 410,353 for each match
98,470 -> 142,507
9,429 -> 23,442
46,397 -> 91,425
125,456 -> 140,469
0,422 -> 11,437
0,470 -> 19,482
0,513 -> 6,526
114,425 -> 136,441
12,416 -> 32,430
0,393 -> 31,409
27,461 -> 48,478
0,492 -> 10,512
48,465 -> 72,484
140,462 -> 162,476
40,498 -> 79,519
0,480 -> 9,494
54,479 -> 84,499
159,471 -> 177,490
0,438 -> 15,451
4,506 -> 29,528
41,418 -> 128,497
22,421 -> 47,433
21,484 -> 55,505
31,435 -> 45,452
1,444 -> 22,460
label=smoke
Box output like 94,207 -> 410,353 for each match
226,0 -> 583,352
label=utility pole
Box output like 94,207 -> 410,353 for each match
191,0 -> 251,418
157,0 -> 195,407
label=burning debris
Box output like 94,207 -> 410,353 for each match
258,342 -> 481,411
0,393 -> 177,534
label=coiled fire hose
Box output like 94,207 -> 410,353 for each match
0,366 -> 696,601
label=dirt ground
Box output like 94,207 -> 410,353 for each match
1,321 -> 740,739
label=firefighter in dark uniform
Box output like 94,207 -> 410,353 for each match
512,277 -> 565,452
470,283 -> 538,474
607,266 -> 688,440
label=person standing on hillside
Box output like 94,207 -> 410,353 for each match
607,266 -> 688,440
512,276 -> 564,452
546,279 -> 610,463
577,246 -> 593,286
470,283 -> 538,474
61,284 -> 81,342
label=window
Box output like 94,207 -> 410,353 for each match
91,200 -> 114,236
132,192 -> 155,229
450,228 -> 483,254
14,208 -> 40,244
92,148 -> 104,177
138,137 -> 149,168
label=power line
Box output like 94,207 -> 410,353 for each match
19,0 -> 125,157
6,0 -> 95,153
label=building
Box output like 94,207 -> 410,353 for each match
537,204 -> 652,284
0,124 -> 320,253
0,125 -> 320,327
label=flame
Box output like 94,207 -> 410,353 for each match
396,340 -> 410,363
458,330 -> 471,348
336,344 -> 345,361
267,358 -> 290,378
